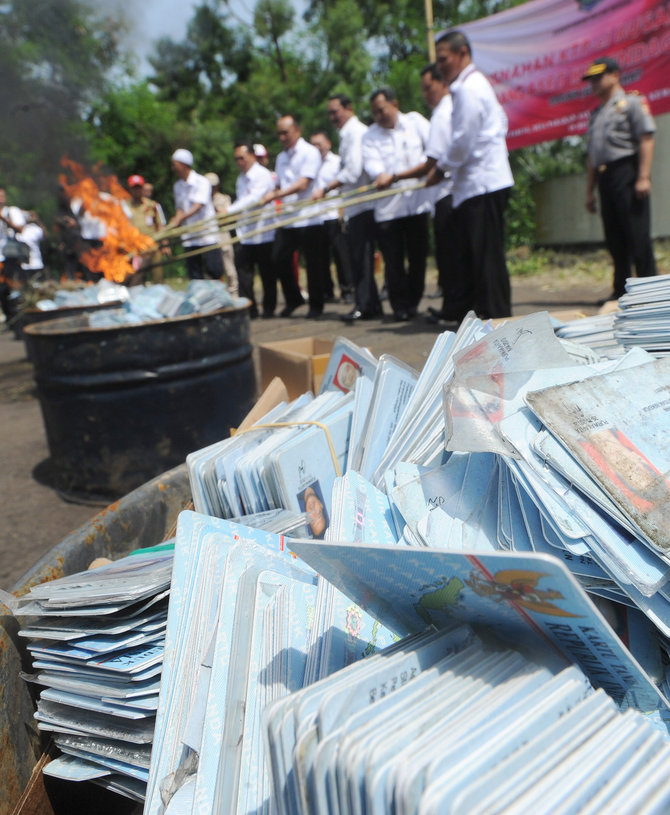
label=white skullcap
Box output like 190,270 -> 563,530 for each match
253,143 -> 268,158
171,148 -> 194,166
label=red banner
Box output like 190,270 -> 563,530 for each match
448,0 -> 670,149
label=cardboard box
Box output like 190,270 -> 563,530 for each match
258,337 -> 333,399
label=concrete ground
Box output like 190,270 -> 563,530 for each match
0,270 -> 610,589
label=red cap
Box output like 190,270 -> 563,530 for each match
128,174 -> 145,188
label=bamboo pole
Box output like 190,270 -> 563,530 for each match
141,180 -> 428,270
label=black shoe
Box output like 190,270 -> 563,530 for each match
596,292 -> 619,307
391,310 -> 410,322
261,311 -> 274,319
342,292 -> 354,305
306,309 -> 322,319
340,309 -> 379,323
279,301 -> 304,318
425,307 -> 461,325
427,286 -> 443,300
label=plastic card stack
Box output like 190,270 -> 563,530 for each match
14,547 -> 174,802
615,273 -> 670,356
267,623 -> 670,815
144,512 -> 402,815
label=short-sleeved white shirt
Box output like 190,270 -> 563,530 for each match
362,111 -> 434,222
173,169 -> 218,247
336,115 -> 372,219
275,137 -> 322,229
312,150 -> 342,222
229,161 -> 277,245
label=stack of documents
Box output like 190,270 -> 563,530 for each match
14,546 -> 174,801
267,622 -> 670,815
615,273 -> 670,356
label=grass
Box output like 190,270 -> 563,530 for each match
506,238 -> 670,285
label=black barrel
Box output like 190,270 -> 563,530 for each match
23,305 -> 256,499
12,301 -> 124,341
0,464 -> 191,815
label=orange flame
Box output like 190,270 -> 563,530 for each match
59,158 -> 156,283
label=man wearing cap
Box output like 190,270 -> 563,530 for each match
169,148 -> 223,281
583,57 -> 657,301
126,174 -> 168,283
205,172 -> 239,297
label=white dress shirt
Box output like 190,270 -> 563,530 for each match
18,222 -> 44,270
440,63 -> 513,208
274,137 -> 321,229
362,111 -> 433,222
335,115 -> 372,219
313,150 -> 342,222
173,169 -> 218,246
228,161 -> 277,245
425,93 -> 454,203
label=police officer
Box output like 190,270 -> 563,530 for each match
584,57 -> 656,302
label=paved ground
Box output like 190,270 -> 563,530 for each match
0,271 -> 610,589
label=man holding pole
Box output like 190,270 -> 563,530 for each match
362,86 -> 432,322
429,30 -> 513,321
169,148 -> 223,281
260,115 -> 322,318
318,93 -> 382,323
227,142 -> 277,319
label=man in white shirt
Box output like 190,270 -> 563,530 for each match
169,148 -> 224,281
310,130 -> 353,304
430,30 -> 513,321
260,115 -> 321,318
362,87 -> 433,322
319,93 -> 381,322
0,187 -> 26,320
228,142 -> 278,318
385,64 -> 454,317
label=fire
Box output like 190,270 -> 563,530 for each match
59,158 -> 156,283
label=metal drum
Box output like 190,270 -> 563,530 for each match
23,305 -> 255,499
0,464 -> 191,815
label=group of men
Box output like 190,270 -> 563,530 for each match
168,30 -> 516,323
166,30 -> 657,322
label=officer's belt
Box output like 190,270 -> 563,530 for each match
596,154 -> 637,175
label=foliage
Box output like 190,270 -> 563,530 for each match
6,0 -> 589,252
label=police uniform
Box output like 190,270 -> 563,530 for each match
587,88 -> 656,297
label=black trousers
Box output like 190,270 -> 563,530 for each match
326,218 -> 353,296
272,227 -> 323,312
234,241 -> 275,316
446,188 -> 512,321
185,244 -> 224,280
598,156 -> 656,298
346,209 -> 380,315
376,213 -> 430,315
433,194 -> 454,295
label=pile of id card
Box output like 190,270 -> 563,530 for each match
268,624 -> 670,815
615,273 -> 670,356
12,545 -> 174,802
144,513 -> 401,815
17,307 -> 670,809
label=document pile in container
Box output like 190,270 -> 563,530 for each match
11,311 -> 670,811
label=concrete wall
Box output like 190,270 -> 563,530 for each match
534,112 -> 669,246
